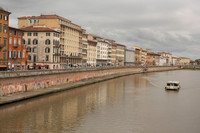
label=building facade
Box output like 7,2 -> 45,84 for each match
20,25 -> 60,69
111,43 -> 117,66
0,7 -> 11,70
8,27 -> 27,70
18,15 -> 83,68
87,34 -> 97,66
124,47 -> 134,66
116,43 -> 125,66
157,52 -> 172,66
141,50 -> 147,66
81,31 -> 88,67
134,46 -> 142,66
177,57 -> 190,65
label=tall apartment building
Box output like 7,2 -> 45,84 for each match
20,25 -> 60,69
96,36 -> 109,66
141,50 -> 147,66
8,27 -> 27,70
87,34 -> 97,66
18,15 -> 83,68
116,43 -> 125,66
0,7 -> 11,70
157,52 -> 172,66
81,30 -> 88,66
134,46 -> 142,65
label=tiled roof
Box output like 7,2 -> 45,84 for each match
20,26 -> 59,33
0,7 -> 11,14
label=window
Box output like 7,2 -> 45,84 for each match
27,47 -> 31,52
45,39 -> 51,45
18,51 -> 21,58
27,32 -> 32,36
14,31 -> 17,36
33,32 -> 38,36
3,24 -> 7,33
9,51 -> 12,58
33,55 -> 36,62
33,39 -> 38,44
28,55 -> 31,60
14,38 -> 17,46
46,55 -> 49,61
33,47 -> 37,53
23,50 -> 25,58
4,15 -> 8,21
3,38 -> 7,46
28,39 -> 31,44
0,14 -> 2,19
9,30 -> 12,35
22,39 -> 25,45
9,37 -> 12,44
18,39 -> 21,45
3,50 -> 6,60
13,50 -> 16,58
45,47 -> 50,53
19,32 -> 21,37
46,32 -> 50,36
29,19 -> 32,23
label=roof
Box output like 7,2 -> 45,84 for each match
88,39 -> 97,43
167,81 -> 180,84
20,26 -> 59,33
157,52 -> 171,55
9,26 -> 24,31
0,7 -> 11,14
178,57 -> 190,59
147,52 -> 161,56
115,43 -> 126,47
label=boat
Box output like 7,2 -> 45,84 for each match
165,81 -> 180,90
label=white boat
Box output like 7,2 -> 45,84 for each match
165,81 -> 180,90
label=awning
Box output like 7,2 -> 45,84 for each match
31,65 -> 49,67
0,65 -> 7,68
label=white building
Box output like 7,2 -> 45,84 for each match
124,47 -> 134,66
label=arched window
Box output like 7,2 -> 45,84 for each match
33,39 -> 38,44
45,39 -> 51,45
27,47 -> 31,52
33,47 -> 37,53
45,47 -> 50,53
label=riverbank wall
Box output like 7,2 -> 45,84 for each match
0,66 -> 179,97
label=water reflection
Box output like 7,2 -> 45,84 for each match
0,70 -> 200,133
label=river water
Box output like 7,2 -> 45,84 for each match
0,70 -> 200,133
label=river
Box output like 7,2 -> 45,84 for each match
0,70 -> 200,133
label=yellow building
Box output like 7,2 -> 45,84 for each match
111,43 -> 117,66
87,34 -> 97,66
177,57 -> 190,65
81,30 -> 88,66
134,46 -> 142,65
116,43 -> 125,66
141,50 -> 147,66
18,15 -> 83,68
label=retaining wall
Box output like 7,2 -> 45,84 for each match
0,66 -> 179,96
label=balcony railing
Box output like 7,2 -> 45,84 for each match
13,44 -> 18,48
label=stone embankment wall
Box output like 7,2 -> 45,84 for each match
0,66 -> 179,96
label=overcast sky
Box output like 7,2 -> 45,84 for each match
1,0 -> 200,60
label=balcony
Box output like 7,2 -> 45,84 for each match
53,45 -> 60,48
60,48 -> 64,52
54,53 -> 61,56
82,51 -> 87,55
13,44 -> 18,48
12,56 -> 17,60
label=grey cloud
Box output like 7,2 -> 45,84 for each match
1,0 -> 200,59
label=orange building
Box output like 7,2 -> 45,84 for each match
8,27 -> 28,70
0,7 -> 11,70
